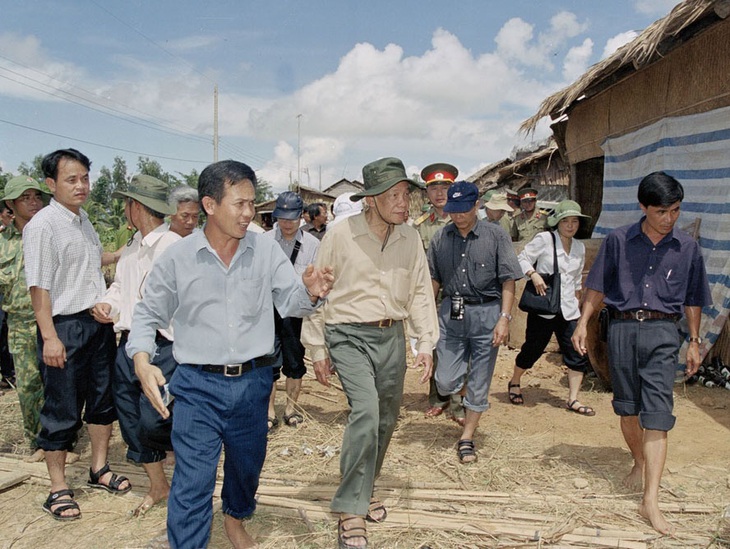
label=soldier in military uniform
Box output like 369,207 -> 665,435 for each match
0,176 -> 50,462
511,187 -> 547,243
414,163 -> 465,425
414,163 -> 457,250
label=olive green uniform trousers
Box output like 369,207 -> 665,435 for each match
326,321 -> 406,516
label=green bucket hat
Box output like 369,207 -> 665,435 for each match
547,199 -> 591,228
1,175 -> 52,202
112,174 -> 176,215
351,157 -> 423,200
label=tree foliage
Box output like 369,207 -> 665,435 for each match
17,155 -> 44,180
137,157 -> 180,188
256,178 -> 275,203
8,153 -> 270,247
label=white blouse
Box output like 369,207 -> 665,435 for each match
517,231 -> 585,321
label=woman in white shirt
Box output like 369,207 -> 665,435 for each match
507,200 -> 595,416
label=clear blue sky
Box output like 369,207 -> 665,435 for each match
0,0 -> 679,191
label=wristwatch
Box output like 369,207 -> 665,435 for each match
499,312 -> 513,322
688,336 -> 702,344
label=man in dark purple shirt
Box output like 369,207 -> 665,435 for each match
573,172 -> 711,536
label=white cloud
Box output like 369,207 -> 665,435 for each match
495,11 -> 588,70
563,38 -> 594,81
602,31 -> 640,58
0,32 -> 88,102
0,13 -> 589,182
634,0 -> 680,15
247,26 -> 554,171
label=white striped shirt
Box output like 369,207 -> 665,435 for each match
23,198 -> 106,316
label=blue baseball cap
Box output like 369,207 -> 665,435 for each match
443,181 -> 479,213
273,191 -> 304,220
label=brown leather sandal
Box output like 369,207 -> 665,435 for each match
338,515 -> 368,549
366,497 -> 387,523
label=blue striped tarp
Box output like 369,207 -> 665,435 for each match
597,105 -> 730,366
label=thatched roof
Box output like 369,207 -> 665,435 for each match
470,140 -> 565,192
521,0 -> 730,133
468,158 -> 511,186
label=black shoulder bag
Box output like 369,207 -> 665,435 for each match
518,231 -> 561,315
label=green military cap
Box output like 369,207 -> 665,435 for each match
112,174 -> 176,215
1,175 -> 51,201
352,157 -> 423,200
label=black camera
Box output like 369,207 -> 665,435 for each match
450,296 -> 464,320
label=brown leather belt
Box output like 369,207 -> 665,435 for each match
609,309 -> 680,322
359,319 -> 399,328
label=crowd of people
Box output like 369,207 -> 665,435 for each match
0,148 -> 711,547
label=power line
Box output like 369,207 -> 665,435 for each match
0,117 -> 210,164
0,67 -> 212,145
0,53 -> 211,140
88,0 -> 213,84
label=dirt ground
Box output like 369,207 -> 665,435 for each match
1,347 -> 729,548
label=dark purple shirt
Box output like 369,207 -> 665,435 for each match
585,218 -> 711,314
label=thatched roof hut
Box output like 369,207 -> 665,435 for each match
469,139 -> 569,204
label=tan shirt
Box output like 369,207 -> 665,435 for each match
301,212 -> 439,362
511,210 -> 548,243
414,208 -> 451,250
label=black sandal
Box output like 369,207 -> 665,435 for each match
567,399 -> 596,416
457,439 -> 477,464
42,489 -> 81,521
88,462 -> 132,494
508,382 -> 524,405
338,515 -> 368,549
282,412 -> 304,427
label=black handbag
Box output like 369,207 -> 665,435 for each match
518,232 -> 561,315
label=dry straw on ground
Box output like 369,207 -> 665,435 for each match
1,348 -> 729,547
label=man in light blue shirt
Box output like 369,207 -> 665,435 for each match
127,160 -> 332,549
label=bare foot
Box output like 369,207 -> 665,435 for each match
639,500 -> 676,535
132,490 -> 169,517
24,448 -> 45,463
623,463 -> 643,491
65,452 -> 80,465
223,514 -> 258,549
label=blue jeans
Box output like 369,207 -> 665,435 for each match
166,363 -> 272,549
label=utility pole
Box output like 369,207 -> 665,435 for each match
296,114 -> 302,192
213,84 -> 219,162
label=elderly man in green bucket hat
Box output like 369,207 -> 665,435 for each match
302,157 -> 439,549
0,175 -> 51,462
91,174 -> 181,518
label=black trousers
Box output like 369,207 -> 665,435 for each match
515,312 -> 588,373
